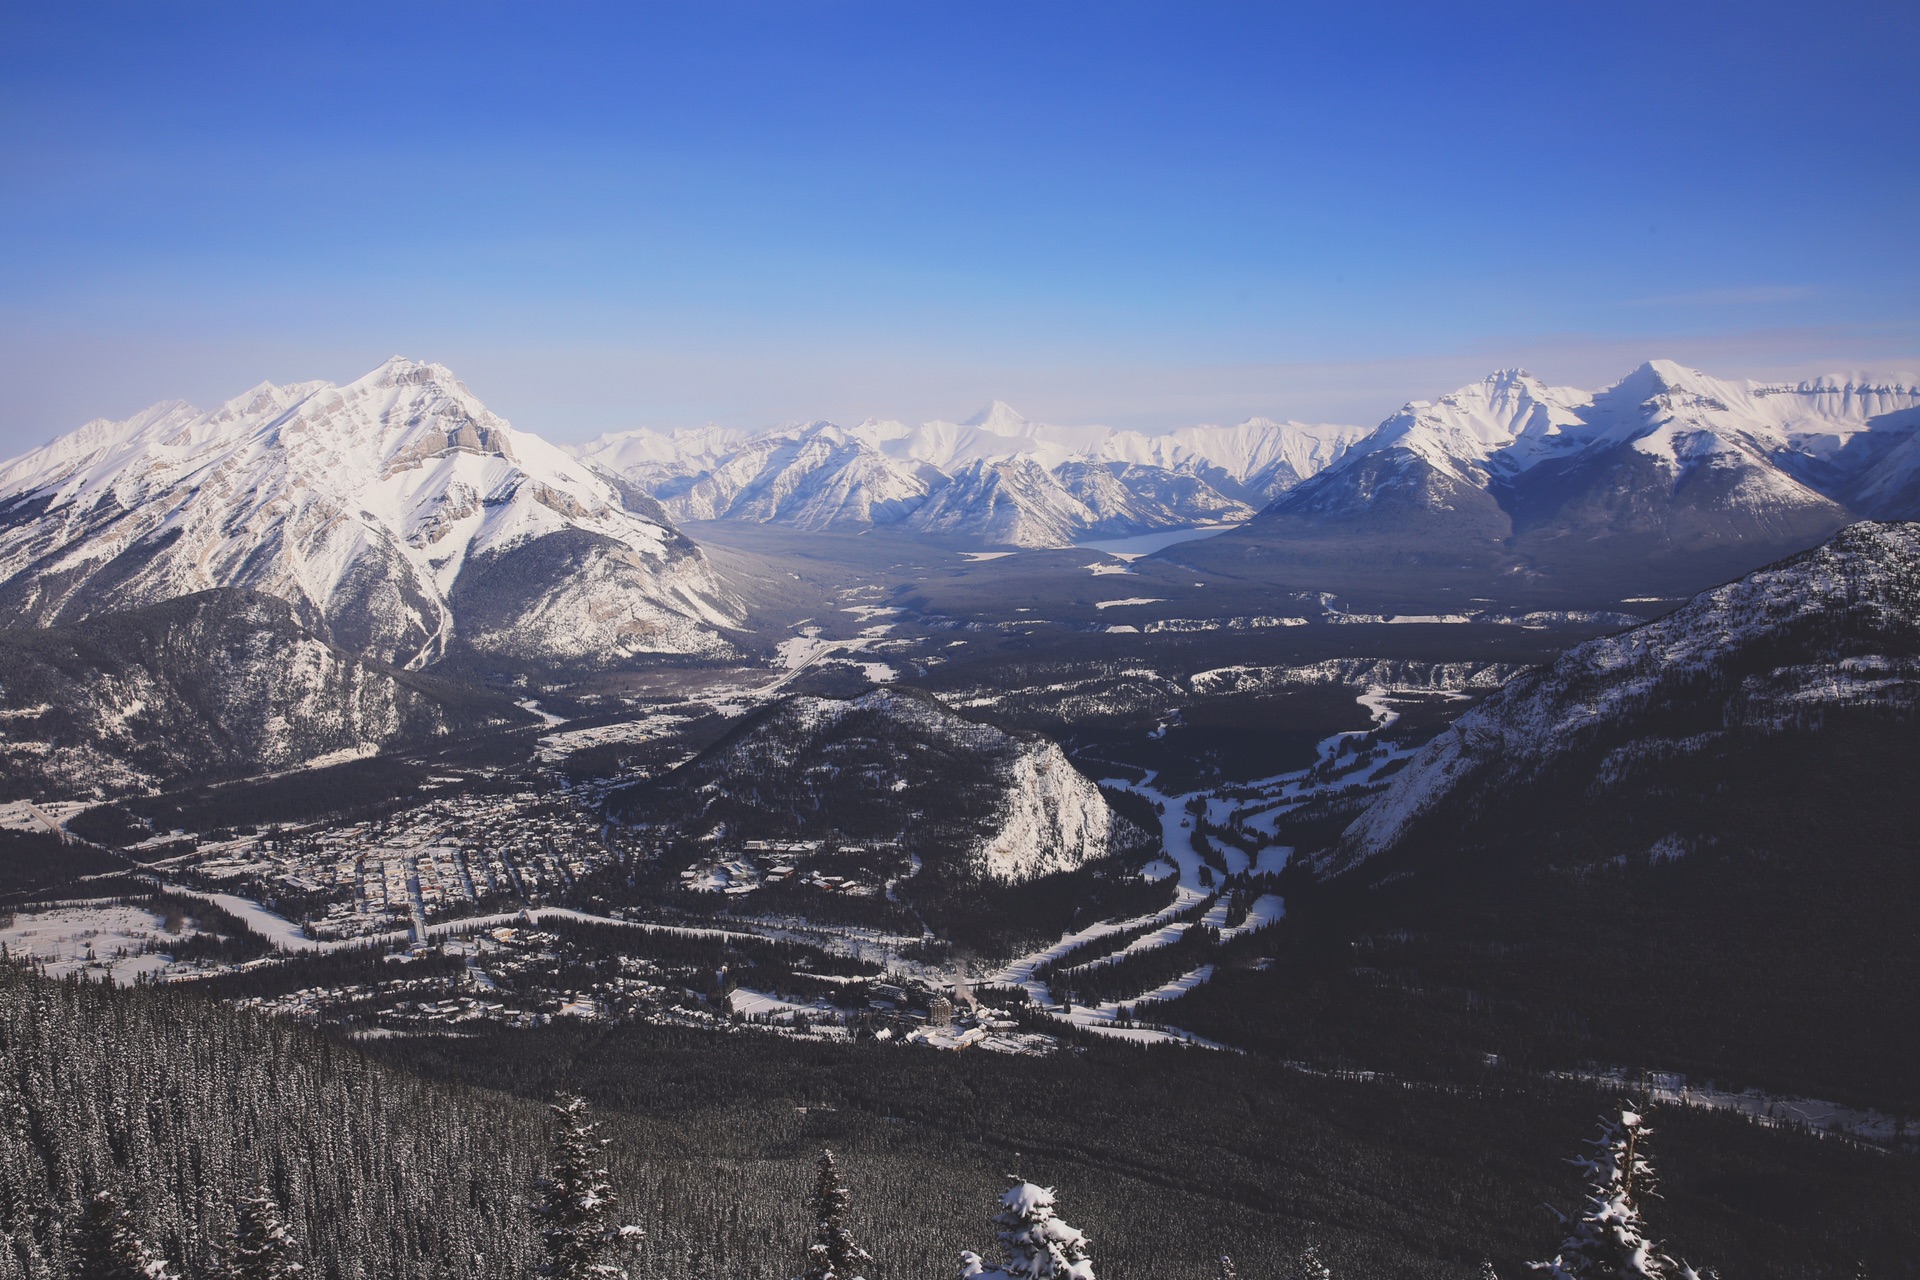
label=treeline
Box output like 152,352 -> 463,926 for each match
1034,891 -> 1216,977
0,829 -> 127,902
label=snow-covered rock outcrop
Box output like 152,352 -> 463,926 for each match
1330,521 -> 1920,871
0,358 -> 743,668
974,734 -> 1120,882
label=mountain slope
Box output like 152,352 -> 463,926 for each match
1151,522 -> 1920,1107
0,588 -> 533,800
1333,520 -> 1920,868
0,358 -> 743,669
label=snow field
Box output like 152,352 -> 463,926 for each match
0,902 -> 206,984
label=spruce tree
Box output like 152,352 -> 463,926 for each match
73,1190 -> 176,1280
959,1178 -> 1093,1280
801,1149 -> 872,1280
215,1187 -> 304,1280
533,1094 -> 642,1280
1529,1105 -> 1712,1280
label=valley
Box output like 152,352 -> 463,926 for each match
2,357 -> 1917,1279
7,12 -> 1916,1276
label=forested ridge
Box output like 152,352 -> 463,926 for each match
6,965 -> 1916,1280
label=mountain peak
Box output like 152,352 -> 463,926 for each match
962,401 -> 1032,434
1617,358 -> 1720,397
350,355 -> 466,395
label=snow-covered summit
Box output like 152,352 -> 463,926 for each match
963,400 -> 1035,434
1343,368 -> 1594,483
0,358 -> 743,668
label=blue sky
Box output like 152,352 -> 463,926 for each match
2,1 -> 1915,450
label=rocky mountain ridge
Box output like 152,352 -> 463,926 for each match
608,686 -> 1148,883
1330,519 -> 1920,871
0,358 -> 744,671
1253,361 -> 1920,566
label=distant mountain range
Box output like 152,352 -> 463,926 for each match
0,358 -> 744,670
575,361 -> 1920,569
573,403 -> 1368,547
4,356 -> 1916,690
1196,361 -> 1920,590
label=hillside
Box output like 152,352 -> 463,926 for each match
0,588 -> 530,800
609,686 -> 1148,884
1154,522 -> 1920,1108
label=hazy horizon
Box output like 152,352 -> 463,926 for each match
3,2 -> 1916,454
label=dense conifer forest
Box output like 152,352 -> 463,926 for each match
5,965 -> 1915,1280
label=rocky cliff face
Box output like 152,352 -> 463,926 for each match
0,589 -> 532,800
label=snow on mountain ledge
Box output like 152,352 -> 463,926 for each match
0,358 -> 743,668
1330,521 -> 1920,871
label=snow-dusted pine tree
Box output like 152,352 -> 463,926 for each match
800,1149 -> 872,1280
958,1178 -> 1093,1280
73,1190 -> 176,1280
1217,1254 -> 1237,1280
533,1094 -> 642,1280
214,1188 -> 303,1280
1296,1242 -> 1333,1280
1528,1105 -> 1712,1280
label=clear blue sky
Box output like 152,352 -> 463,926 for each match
2,1 -> 1916,450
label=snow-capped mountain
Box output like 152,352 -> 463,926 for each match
0,358 -> 744,668
1259,361 -> 1920,556
1330,520 -> 1920,871
0,588 -> 532,800
574,404 -> 1369,548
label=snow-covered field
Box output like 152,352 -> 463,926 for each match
0,902 -> 204,984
